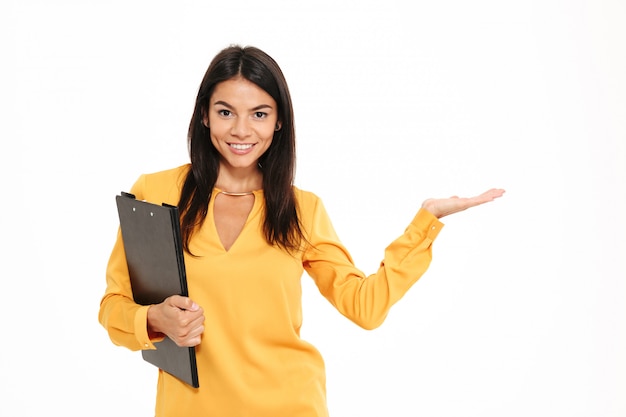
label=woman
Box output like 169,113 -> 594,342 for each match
99,45 -> 504,416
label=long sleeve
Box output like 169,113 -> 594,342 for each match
98,169 -> 183,351
301,193 -> 444,330
98,227 -> 157,351
98,174 -> 441,416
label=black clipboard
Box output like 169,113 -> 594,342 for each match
115,192 -> 199,388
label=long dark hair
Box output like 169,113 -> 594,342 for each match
179,45 -> 304,254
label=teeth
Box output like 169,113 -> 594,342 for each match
230,143 -> 253,150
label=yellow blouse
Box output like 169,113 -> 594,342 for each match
99,164 -> 443,417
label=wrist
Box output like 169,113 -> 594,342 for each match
421,199 -> 439,218
146,305 -> 162,335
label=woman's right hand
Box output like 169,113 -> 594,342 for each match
147,295 -> 205,347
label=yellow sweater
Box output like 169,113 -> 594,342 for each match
99,164 -> 443,416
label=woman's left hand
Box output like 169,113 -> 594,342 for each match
421,188 -> 505,219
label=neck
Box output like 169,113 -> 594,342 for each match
215,164 -> 263,194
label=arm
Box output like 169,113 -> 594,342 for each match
98,231 -> 205,350
98,174 -> 205,350
98,227 -> 158,351
302,196 -> 443,330
301,188 -> 504,330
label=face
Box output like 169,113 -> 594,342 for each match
205,77 -> 280,173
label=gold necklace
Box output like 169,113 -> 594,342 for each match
218,190 -> 255,196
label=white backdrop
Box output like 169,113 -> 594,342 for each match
2,0 -> 624,416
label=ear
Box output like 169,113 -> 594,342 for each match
275,121 -> 282,131
201,107 -> 210,128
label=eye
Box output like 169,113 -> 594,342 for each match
218,109 -> 232,117
253,111 -> 267,119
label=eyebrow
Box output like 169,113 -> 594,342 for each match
213,100 -> 274,111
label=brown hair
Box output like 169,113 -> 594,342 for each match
179,45 -> 304,254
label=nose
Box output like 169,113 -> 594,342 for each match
231,116 -> 251,138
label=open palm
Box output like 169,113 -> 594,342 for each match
421,188 -> 505,219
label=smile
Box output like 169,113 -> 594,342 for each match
229,143 -> 254,150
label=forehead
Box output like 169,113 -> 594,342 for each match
210,77 -> 276,107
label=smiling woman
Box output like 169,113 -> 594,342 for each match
98,44 -> 504,417
204,77 -> 280,183
202,78 -> 278,252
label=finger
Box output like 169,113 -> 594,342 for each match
484,188 -> 505,198
188,324 -> 205,339
482,190 -> 504,203
170,317 -> 204,337
473,188 -> 504,201
182,312 -> 205,330
173,334 -> 202,347
175,325 -> 205,347
169,295 -> 200,311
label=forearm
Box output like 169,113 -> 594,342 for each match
99,293 -> 160,351
308,208 -> 444,330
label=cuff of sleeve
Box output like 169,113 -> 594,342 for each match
409,208 -> 444,241
135,305 -> 159,350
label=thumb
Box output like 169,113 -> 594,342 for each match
169,295 -> 199,311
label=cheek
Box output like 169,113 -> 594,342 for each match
208,119 -> 228,140
209,130 -> 220,147
259,127 -> 276,141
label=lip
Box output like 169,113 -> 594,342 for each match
228,143 -> 255,155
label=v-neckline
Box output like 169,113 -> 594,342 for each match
210,188 -> 262,252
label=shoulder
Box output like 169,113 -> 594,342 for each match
293,186 -> 340,240
141,164 -> 190,186
130,164 -> 190,205
293,186 -> 329,225
293,186 -> 322,208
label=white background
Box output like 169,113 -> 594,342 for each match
2,0 -> 625,416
